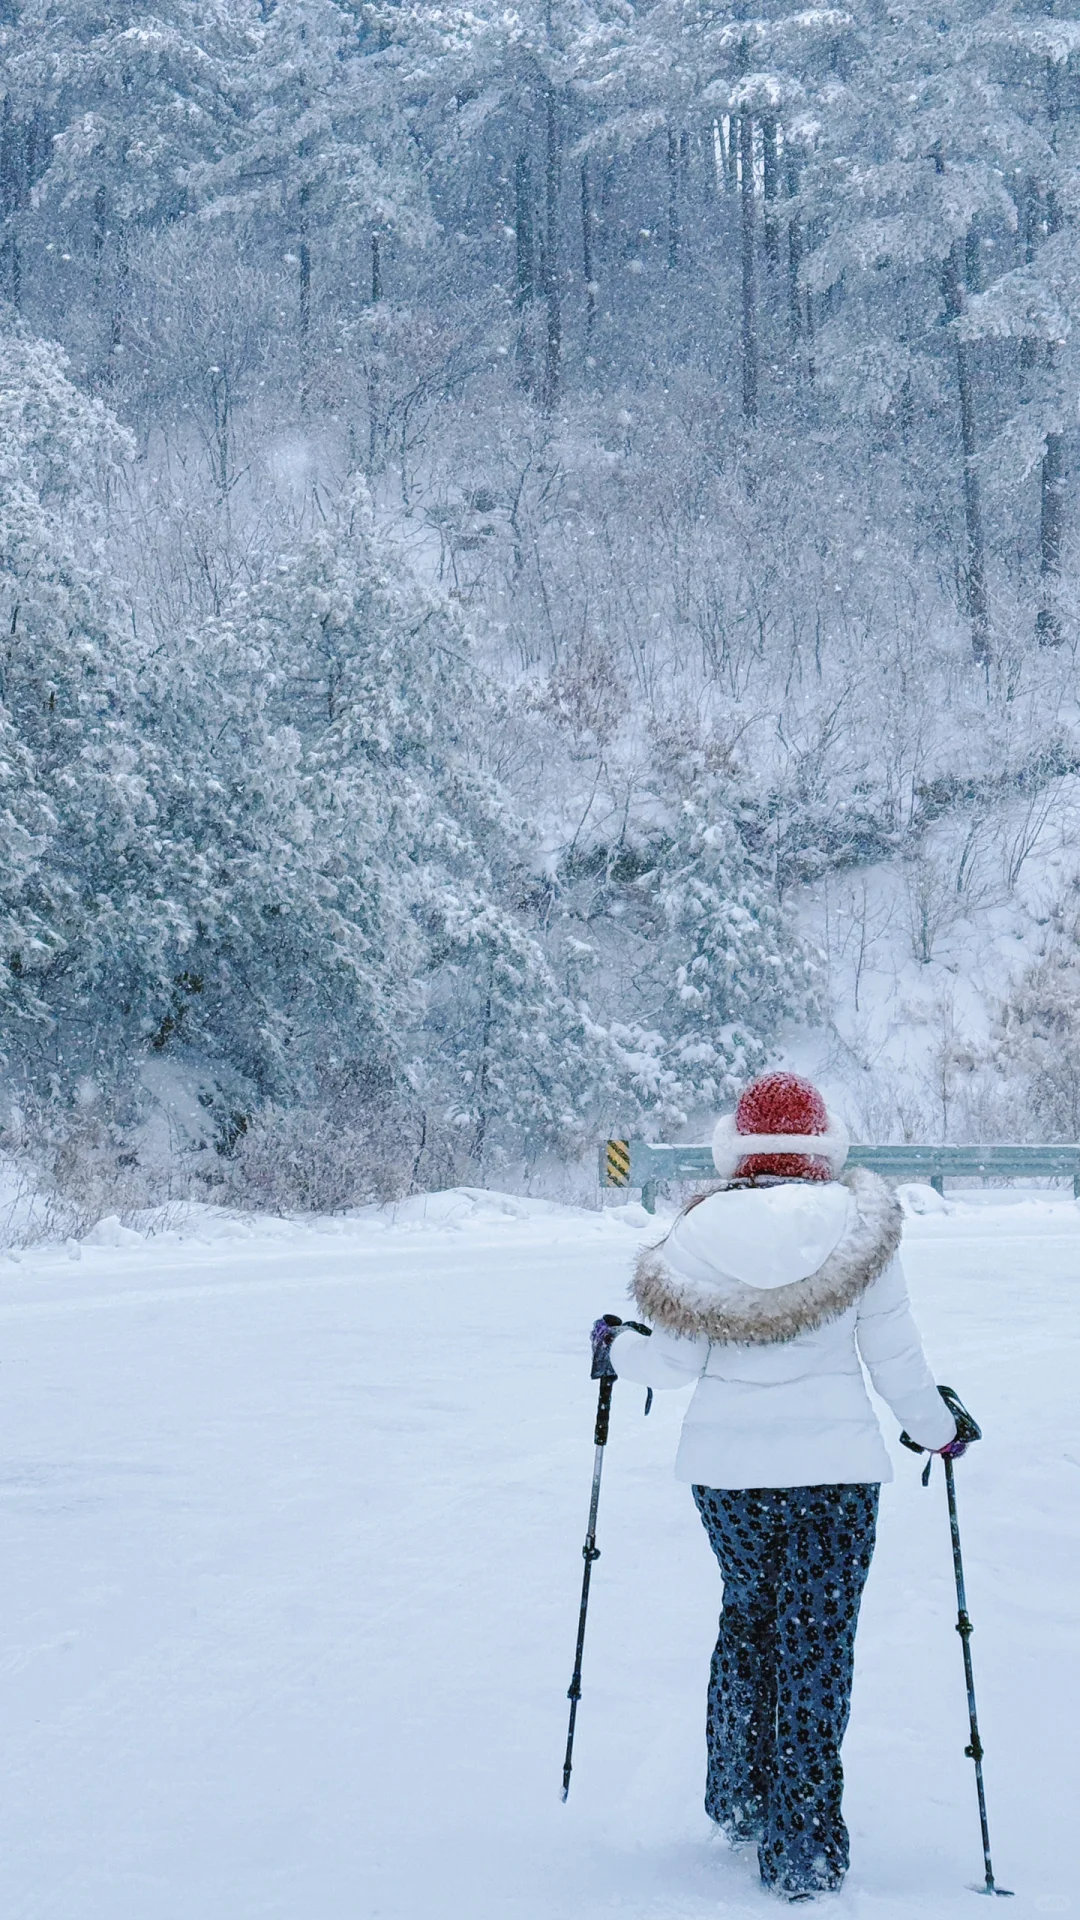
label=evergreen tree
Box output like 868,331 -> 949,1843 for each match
6,0 -> 250,369
799,0 -> 1048,661
195,0 -> 429,381
549,758 -> 821,1134
223,479 -> 614,1163
0,320 -> 141,1057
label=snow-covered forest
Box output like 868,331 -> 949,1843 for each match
3,0 -> 1080,1214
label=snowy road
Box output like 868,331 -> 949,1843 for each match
0,1189 -> 1075,1920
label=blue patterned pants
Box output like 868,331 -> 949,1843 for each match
692,1482 -> 880,1898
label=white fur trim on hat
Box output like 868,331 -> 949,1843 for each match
711,1109 -> 850,1180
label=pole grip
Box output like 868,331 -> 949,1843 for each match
939,1384 -> 982,1444
594,1373 -> 614,1447
900,1382 -> 982,1456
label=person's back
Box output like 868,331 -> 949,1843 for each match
598,1073 -> 959,1904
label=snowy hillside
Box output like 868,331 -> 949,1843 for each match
5,3 -> 1080,1197
0,1187 -> 1073,1917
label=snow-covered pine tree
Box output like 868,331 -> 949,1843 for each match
602,0 -> 856,420
652,791 -> 819,1107
799,0 -> 1044,663
194,0 -> 429,396
219,478 -> 613,1169
0,336 -> 628,1173
957,11 -> 1080,646
8,0 -> 250,374
0,318 -> 359,1117
0,320 -> 141,1066
0,319 -> 296,1102
420,887 -> 614,1173
548,751 -> 820,1136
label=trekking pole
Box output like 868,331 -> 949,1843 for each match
561,1314 -> 651,1801
901,1385 -> 1013,1898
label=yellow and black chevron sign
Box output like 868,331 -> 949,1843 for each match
604,1138 -> 631,1187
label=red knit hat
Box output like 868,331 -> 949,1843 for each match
710,1072 -> 849,1182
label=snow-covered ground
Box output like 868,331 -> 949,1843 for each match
0,1187 -> 1074,1920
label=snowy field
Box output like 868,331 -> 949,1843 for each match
0,1189 -> 1075,1920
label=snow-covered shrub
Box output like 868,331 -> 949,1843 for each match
996,926 -> 1080,1141
903,855 -> 963,967
219,1105 -> 404,1214
0,1097 -> 176,1243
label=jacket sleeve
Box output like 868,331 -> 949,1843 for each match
610,1324 -> 709,1390
855,1255 -> 956,1449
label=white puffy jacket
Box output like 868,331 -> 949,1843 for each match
612,1171 -> 955,1489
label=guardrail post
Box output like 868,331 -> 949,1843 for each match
641,1179 -> 658,1214
931,1173 -> 945,1196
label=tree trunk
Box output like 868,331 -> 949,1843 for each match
542,81 -> 561,414
1,96 -> 22,308
367,374 -> 379,471
667,126 -> 679,268
739,112 -> 757,424
515,150 -> 535,305
1020,181 -> 1039,370
368,234 -> 382,470
1036,425 -> 1064,645
762,117 -> 780,268
942,243 -> 990,666
210,364 -> 230,495
722,116 -> 737,194
470,968 -> 494,1172
20,102 -> 45,302
1036,57 -> 1064,645
515,149 -> 535,392
704,122 -> 717,202
785,152 -> 801,343
964,224 -> 981,296
93,184 -> 108,284
1,95 -> 17,215
580,158 -> 595,339
298,181 -> 312,400
1046,53 -> 1061,236
25,107 -> 44,186
105,219 -> 129,384
298,241 -> 310,335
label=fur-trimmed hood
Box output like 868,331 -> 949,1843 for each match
630,1168 -> 902,1346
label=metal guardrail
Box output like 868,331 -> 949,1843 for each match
600,1138 -> 1080,1211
